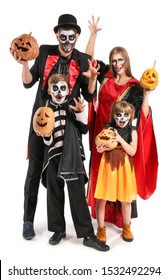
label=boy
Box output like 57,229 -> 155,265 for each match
38,73 -> 109,251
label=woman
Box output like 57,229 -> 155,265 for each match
86,16 -> 158,229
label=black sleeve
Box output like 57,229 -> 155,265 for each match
23,52 -> 40,89
69,51 -> 96,103
23,45 -> 49,89
123,83 -> 144,119
75,120 -> 88,135
97,61 -> 110,84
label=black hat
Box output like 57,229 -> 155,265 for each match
53,14 -> 81,34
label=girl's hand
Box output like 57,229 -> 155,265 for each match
88,16 -> 102,35
96,144 -> 111,153
113,129 -> 123,142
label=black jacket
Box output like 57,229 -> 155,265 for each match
24,44 -> 95,138
42,105 -> 88,185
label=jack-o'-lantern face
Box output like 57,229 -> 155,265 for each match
95,128 -> 118,150
140,68 -> 158,90
11,32 -> 39,61
33,101 -> 55,135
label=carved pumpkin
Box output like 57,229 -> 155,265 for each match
95,128 -> 118,150
140,61 -> 158,90
33,101 -> 55,135
11,32 -> 39,61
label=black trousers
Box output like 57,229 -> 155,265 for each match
46,156 -> 94,238
24,132 -> 45,222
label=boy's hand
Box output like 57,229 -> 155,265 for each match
69,97 -> 85,112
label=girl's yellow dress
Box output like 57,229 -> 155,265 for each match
94,144 -> 137,203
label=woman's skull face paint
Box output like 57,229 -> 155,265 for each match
58,29 -> 76,53
111,54 -> 125,73
50,81 -> 68,104
114,112 -> 130,127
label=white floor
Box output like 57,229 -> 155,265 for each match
1,157 -> 167,279
1,68 -> 167,280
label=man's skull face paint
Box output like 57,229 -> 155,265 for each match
51,81 -> 68,104
58,29 -> 76,53
114,112 -> 130,127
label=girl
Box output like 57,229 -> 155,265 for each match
95,100 -> 137,242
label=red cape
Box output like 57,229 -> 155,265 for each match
87,72 -> 158,228
133,109 -> 158,199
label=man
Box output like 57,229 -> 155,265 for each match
10,14 -> 98,242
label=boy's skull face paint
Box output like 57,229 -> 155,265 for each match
58,29 -> 76,53
51,81 -> 67,104
114,112 -> 130,127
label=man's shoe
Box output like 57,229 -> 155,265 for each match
23,221 -> 36,240
83,235 -> 110,252
49,232 -> 66,245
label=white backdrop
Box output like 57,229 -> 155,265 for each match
1,0 -> 167,279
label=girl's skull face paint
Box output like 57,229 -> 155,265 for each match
58,29 -> 76,53
51,81 -> 68,104
114,112 -> 130,127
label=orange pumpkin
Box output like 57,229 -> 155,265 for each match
95,128 -> 118,150
33,101 -> 55,135
140,61 -> 158,90
11,32 -> 39,61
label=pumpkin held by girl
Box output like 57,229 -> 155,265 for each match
95,128 -> 118,150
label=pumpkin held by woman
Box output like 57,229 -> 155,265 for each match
140,61 -> 159,90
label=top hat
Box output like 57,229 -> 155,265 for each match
53,14 -> 81,34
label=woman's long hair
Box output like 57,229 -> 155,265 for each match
109,46 -> 132,78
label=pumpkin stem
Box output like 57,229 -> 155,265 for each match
153,60 -> 156,69
45,100 -> 49,107
29,32 -> 32,36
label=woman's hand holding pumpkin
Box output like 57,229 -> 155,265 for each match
143,88 -> 151,96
